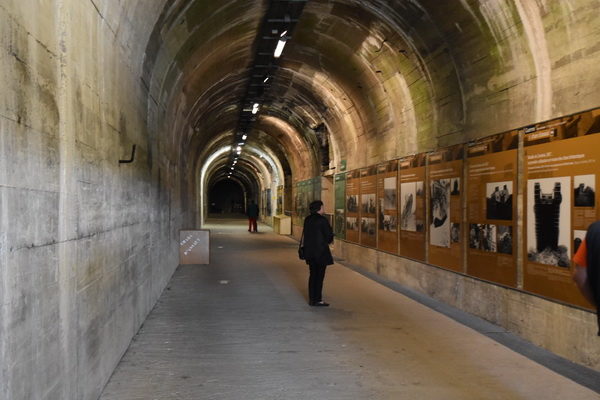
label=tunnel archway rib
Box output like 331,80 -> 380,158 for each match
150,1 -> 468,176
142,0 -> 600,229
144,0 -> 600,186
200,146 -> 281,224
144,0 -> 468,181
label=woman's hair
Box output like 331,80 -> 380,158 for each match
309,200 -> 324,213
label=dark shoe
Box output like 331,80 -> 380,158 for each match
312,301 -> 329,307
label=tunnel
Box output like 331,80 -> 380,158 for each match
1,1 -> 600,399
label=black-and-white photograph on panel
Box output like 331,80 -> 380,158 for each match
334,209 -> 345,236
384,177 -> 397,209
416,219 -> 425,233
383,214 -> 397,232
361,194 -> 376,214
346,216 -> 357,230
361,217 -> 376,235
416,181 -> 424,197
574,174 -> 595,207
400,182 -> 417,231
450,177 -> 460,196
469,224 -> 497,252
574,229 -> 587,254
496,225 -> 513,255
486,181 -> 513,220
451,223 -> 460,244
527,176 -> 571,267
347,195 -> 358,212
430,179 -> 451,248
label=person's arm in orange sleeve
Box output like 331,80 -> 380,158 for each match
572,240 -> 596,306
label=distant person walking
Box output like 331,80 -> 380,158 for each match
302,200 -> 334,306
572,220 -> 600,335
247,200 -> 259,233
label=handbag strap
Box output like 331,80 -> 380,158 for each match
300,229 -> 305,247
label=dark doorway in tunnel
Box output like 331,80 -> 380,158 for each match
209,180 -> 245,214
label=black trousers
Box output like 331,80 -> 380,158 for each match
308,262 -> 327,304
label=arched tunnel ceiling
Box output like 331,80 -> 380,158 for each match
142,0 -> 600,181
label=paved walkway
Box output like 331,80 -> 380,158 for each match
100,218 -> 600,400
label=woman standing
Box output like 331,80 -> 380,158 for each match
302,200 -> 334,306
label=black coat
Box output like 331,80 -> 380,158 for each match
585,221 -> 600,335
302,213 -> 334,266
247,203 -> 259,218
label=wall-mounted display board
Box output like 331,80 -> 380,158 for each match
261,190 -> 267,216
377,160 -> 399,253
266,188 -> 272,216
277,185 -> 283,215
360,166 -> 378,247
180,230 -> 210,265
399,154 -> 427,261
523,109 -> 600,308
345,170 -> 361,243
294,178 -> 321,226
466,131 -> 519,286
312,177 -> 322,206
334,173 -> 346,239
294,180 -> 307,226
428,145 -> 464,272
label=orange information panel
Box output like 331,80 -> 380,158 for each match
399,154 -> 427,261
428,145 -> 464,272
345,170 -> 360,243
523,110 -> 600,308
377,160 -> 399,254
360,166 -> 378,248
466,131 -> 518,287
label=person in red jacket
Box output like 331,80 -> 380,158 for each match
572,221 -> 600,335
302,200 -> 334,306
247,200 -> 259,233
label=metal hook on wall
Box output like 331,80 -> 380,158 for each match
119,144 -> 136,164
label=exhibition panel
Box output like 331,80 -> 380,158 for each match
345,170 -> 361,243
523,110 -> 600,308
399,154 -> 427,262
360,166 -> 378,248
427,145 -> 465,273
377,161 -> 399,254
332,108 -> 600,310
466,131 -> 519,287
334,173 -> 346,239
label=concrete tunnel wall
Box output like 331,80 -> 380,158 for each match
0,2 -> 186,399
1,1 -> 600,399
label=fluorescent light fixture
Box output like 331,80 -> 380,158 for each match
236,146 -> 242,151
274,39 -> 286,58
238,142 -> 244,146
280,30 -> 287,37
237,150 -> 241,155
263,77 -> 269,83
242,134 -> 247,140
251,103 -> 260,114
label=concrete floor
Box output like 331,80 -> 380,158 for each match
99,218 -> 600,400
